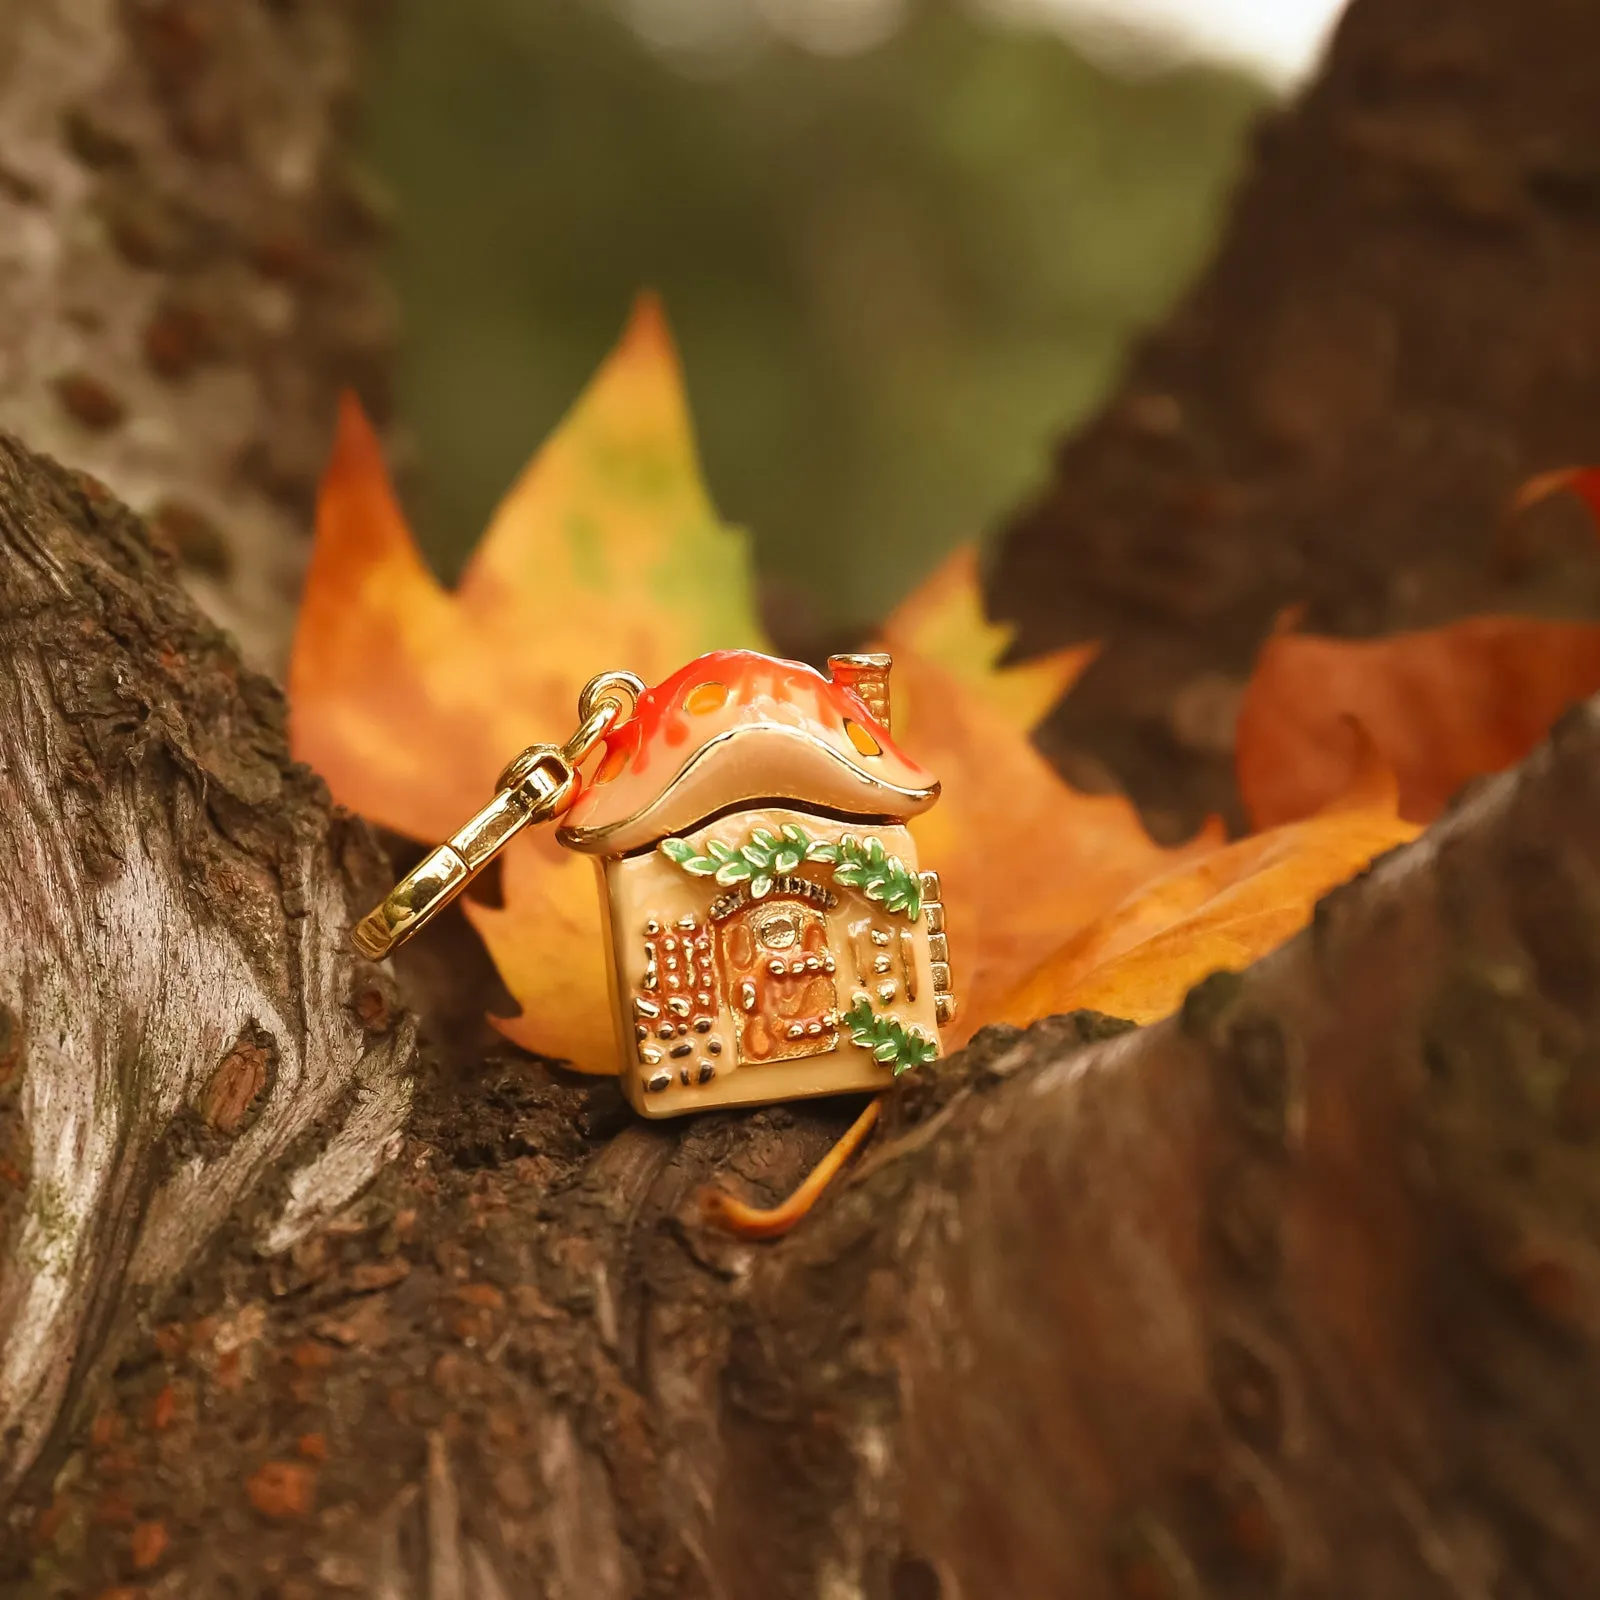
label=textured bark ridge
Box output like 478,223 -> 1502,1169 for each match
7,0 -> 1600,1591
0,434 -> 414,1509
714,709 -> 1600,1600
0,0 -> 395,671
6,526 -> 1600,1595
992,0 -> 1600,833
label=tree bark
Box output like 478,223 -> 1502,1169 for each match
5,424 -> 1600,1599
0,0 -> 396,673
0,434 -> 414,1521
8,0 -> 1600,1595
991,0 -> 1600,836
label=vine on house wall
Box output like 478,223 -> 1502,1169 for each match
660,824 -> 923,920
841,996 -> 938,1075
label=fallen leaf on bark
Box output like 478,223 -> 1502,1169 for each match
1237,615 -> 1600,829
1238,466 -> 1600,829
886,614 -> 1221,1040
993,738 -> 1419,1026
291,301 -> 1409,1072
291,297 -> 765,1071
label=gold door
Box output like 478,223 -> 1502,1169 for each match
718,897 -> 839,1064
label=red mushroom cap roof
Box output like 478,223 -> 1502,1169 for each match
558,649 -> 938,854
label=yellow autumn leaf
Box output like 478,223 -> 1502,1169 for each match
290,297 -> 770,1070
883,544 -> 1094,733
991,742 -> 1418,1027
290,296 -> 1412,1084
883,632 -> 1223,1041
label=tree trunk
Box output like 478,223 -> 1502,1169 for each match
991,0 -> 1600,837
8,0 -> 1600,1595
4,419 -> 1600,1599
0,0 -> 396,673
0,434 -> 414,1526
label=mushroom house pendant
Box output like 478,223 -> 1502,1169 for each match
352,650 -> 955,1117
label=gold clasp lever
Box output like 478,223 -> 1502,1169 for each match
350,670 -> 644,961
349,744 -> 573,960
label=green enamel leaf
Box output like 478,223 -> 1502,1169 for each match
661,821 -> 921,925
750,873 -> 773,899
827,836 -> 922,922
842,996 -> 936,1076
893,1032 -> 939,1076
659,838 -> 720,875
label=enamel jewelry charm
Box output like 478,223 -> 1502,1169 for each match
353,650 -> 955,1117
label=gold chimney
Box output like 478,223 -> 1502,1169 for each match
827,652 -> 893,732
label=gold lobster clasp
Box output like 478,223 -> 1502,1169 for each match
349,670 -> 644,960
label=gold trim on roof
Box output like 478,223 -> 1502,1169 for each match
558,721 -> 938,855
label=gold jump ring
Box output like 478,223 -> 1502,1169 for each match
567,670 -> 645,765
578,669 -> 645,723
561,699 -> 621,767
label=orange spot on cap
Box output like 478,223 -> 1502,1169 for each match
683,679 -> 729,715
844,718 -> 881,757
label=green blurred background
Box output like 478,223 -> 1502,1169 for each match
365,0 -> 1272,636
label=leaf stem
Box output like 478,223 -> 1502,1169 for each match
699,1097 -> 883,1240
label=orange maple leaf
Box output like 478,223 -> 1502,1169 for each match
291,296 -> 765,843
290,299 -> 1417,1080
1237,467 -> 1600,830
291,298 -> 767,1070
878,563 -> 1222,1040
993,732 -> 1418,1028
